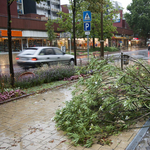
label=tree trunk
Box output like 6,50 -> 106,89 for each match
93,37 -> 95,48
7,0 -> 14,87
100,7 -> 104,58
73,0 -> 77,65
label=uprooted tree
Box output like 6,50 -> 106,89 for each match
54,57 -> 150,147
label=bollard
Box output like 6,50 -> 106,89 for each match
123,55 -> 130,65
80,58 -> 82,66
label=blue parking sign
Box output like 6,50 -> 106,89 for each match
84,22 -> 91,31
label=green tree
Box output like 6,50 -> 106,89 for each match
86,0 -> 118,56
7,0 -> 46,87
45,18 -> 56,46
124,0 -> 150,45
55,0 -> 117,57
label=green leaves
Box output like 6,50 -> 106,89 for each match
55,0 -> 117,40
124,0 -> 150,39
45,19 -> 56,44
54,57 -> 150,147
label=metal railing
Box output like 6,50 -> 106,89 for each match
51,0 -> 60,5
36,3 -> 50,10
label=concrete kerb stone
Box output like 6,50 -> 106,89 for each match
0,76 -> 90,105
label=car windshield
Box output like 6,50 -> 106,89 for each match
21,50 -> 37,55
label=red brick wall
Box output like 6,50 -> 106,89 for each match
115,27 -> 133,35
113,10 -> 123,28
0,0 -> 17,16
61,5 -> 69,13
0,15 -> 63,32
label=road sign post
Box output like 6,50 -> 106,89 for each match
87,35 -> 89,61
83,11 -> 91,61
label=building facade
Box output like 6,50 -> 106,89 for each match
16,0 -> 60,20
0,0 -> 62,52
0,0 -> 138,53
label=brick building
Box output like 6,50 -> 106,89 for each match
0,0 -> 134,52
0,0 -> 61,52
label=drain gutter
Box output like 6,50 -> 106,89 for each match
126,118 -> 150,150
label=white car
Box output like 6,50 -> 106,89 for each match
16,47 -> 74,69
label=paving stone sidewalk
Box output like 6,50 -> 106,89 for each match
0,84 -> 146,150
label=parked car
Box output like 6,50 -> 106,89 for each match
16,47 -> 74,69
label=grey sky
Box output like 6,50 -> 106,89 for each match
61,0 -> 132,12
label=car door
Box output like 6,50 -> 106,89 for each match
37,48 -> 56,65
53,48 -> 69,65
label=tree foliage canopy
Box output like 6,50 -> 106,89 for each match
124,0 -> 150,39
55,0 -> 117,40
45,18 -> 56,44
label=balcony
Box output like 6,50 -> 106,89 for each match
36,3 -> 50,10
51,16 -> 60,20
51,8 -> 60,12
51,0 -> 60,5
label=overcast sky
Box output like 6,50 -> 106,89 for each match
61,0 -> 132,12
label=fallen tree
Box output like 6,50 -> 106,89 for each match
54,57 -> 150,147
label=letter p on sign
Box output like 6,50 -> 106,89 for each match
84,22 -> 91,31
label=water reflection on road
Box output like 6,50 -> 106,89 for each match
0,49 -> 150,75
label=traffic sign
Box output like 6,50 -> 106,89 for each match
84,22 -> 91,31
85,31 -> 90,35
100,40 -> 104,42
83,11 -> 91,22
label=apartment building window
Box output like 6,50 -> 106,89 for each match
48,10 -> 50,15
47,1 -> 50,6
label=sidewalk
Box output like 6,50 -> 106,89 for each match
0,84 -> 146,150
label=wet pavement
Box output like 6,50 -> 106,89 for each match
0,84 -> 146,150
0,47 -> 150,75
0,47 -> 149,149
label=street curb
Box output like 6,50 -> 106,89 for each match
0,76 -> 90,105
126,118 -> 150,150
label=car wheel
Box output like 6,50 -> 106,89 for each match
47,62 -> 51,67
23,67 -> 29,71
70,59 -> 74,66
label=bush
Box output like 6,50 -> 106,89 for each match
0,65 -> 77,90
0,88 -> 26,102
14,65 -> 76,89
89,47 -> 119,52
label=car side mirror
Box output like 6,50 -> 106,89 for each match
63,52 -> 65,55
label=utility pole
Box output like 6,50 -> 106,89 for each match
100,4 -> 104,58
